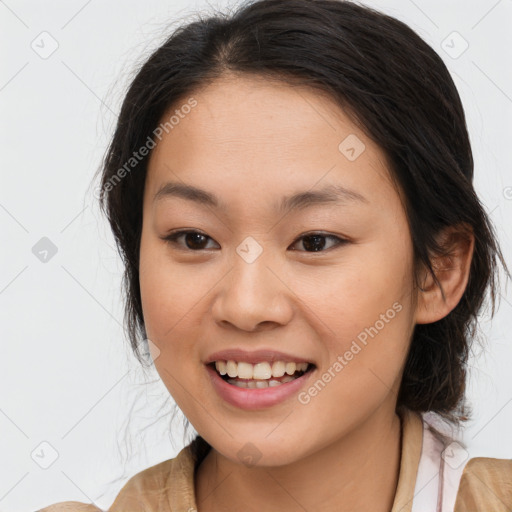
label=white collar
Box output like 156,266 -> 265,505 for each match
411,412 -> 469,511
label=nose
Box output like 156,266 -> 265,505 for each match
211,253 -> 294,332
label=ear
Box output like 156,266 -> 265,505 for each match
415,224 -> 475,325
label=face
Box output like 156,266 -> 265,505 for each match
139,74 -> 418,466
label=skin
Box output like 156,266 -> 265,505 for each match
139,73 -> 474,511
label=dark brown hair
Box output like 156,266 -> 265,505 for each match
95,0 -> 509,433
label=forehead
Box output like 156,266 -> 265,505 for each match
145,74 -> 397,212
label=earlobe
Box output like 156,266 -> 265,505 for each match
415,224 -> 475,325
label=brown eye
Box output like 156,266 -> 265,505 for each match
289,233 -> 348,252
162,230 -> 348,253
163,230 -> 219,251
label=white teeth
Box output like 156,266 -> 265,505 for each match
214,359 -> 310,379
253,362 -> 272,379
216,360 -> 227,375
285,362 -> 297,375
226,360 -> 238,378
233,379 -> 248,388
237,361 -> 253,379
271,361 -> 286,377
226,374 -> 299,388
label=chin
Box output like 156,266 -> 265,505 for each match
201,427 -> 318,468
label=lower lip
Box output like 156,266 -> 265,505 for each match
205,364 -> 315,410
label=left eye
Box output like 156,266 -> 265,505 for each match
162,230 -> 347,253
290,232 -> 347,252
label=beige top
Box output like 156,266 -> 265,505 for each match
39,408 -> 512,511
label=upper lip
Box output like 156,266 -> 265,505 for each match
204,348 -> 314,365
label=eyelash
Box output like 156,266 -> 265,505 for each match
162,230 -> 348,253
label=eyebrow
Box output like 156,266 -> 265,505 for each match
153,181 -> 368,213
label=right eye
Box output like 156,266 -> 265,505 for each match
162,230 -> 220,251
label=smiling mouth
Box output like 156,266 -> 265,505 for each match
209,360 -> 315,389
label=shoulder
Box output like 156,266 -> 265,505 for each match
109,458 -> 176,506
455,456 -> 512,511
37,441 -> 203,512
108,445 -> 197,511
37,458 -> 179,512
37,502 -> 103,511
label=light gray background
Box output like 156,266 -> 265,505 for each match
1,0 -> 511,510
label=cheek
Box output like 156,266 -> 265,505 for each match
139,234 -> 202,340
296,237 -> 414,401
139,246 -> 203,409
295,270 -> 413,443
138,235 -> 214,394
301,243 -> 412,342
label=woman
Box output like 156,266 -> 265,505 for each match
41,0 -> 512,510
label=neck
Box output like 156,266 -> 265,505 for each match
195,406 -> 402,512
